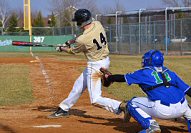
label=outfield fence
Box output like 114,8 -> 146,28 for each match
107,18 -> 191,55
0,35 -> 74,52
0,18 -> 191,54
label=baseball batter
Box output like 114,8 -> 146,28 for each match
103,50 -> 191,133
48,9 -> 126,119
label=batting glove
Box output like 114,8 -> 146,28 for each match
55,46 -> 62,52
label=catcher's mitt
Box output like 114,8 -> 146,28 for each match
100,67 -> 112,87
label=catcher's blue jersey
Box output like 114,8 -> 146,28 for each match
124,66 -> 190,104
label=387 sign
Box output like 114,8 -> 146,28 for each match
33,36 -> 45,43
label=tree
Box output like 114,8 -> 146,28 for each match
49,0 -> 99,27
102,0 -> 125,14
15,9 -> 24,28
0,0 -> 10,30
49,0 -> 81,14
100,0 -> 126,25
162,0 -> 191,19
162,0 -> 191,39
48,12 -> 56,27
6,13 -> 18,32
161,0 -> 191,7
79,0 -> 99,15
33,11 -> 45,27
32,11 -> 46,35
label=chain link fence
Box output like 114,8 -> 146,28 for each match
1,27 -> 76,36
1,18 -> 190,55
106,18 -> 191,55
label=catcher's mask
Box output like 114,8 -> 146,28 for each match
142,50 -> 164,67
72,9 -> 92,27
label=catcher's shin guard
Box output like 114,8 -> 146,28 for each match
186,119 -> 191,132
127,98 -> 152,129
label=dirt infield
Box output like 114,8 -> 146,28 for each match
0,56 -> 189,133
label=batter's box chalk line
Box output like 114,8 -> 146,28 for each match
33,124 -> 62,128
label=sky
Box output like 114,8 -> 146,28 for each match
97,0 -> 166,11
8,0 -> 167,17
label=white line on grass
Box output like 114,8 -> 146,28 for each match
30,51 -> 54,103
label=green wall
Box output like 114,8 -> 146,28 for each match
0,35 -> 74,52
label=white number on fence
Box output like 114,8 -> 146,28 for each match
33,36 -> 45,43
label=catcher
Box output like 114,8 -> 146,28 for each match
48,9 -> 128,120
100,50 -> 191,133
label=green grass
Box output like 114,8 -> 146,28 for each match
0,64 -> 33,105
0,52 -> 31,57
45,53 -> 191,101
107,55 -> 191,101
0,52 -> 190,105
41,53 -> 190,101
107,55 -> 146,100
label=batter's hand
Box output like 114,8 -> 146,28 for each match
55,46 -> 62,52
55,44 -> 69,52
65,39 -> 76,48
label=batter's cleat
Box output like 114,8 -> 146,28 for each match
48,107 -> 69,119
139,121 -> 161,133
119,100 -> 131,122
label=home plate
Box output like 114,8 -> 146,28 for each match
33,124 -> 62,128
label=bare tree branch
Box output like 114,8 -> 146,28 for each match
101,0 -> 125,14
162,0 -> 179,6
49,0 -> 100,27
115,0 -> 125,11
49,0 -> 81,13
0,0 -> 10,29
182,0 -> 191,6
80,0 -> 100,15
162,0 -> 191,6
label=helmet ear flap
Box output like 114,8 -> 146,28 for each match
142,52 -> 152,67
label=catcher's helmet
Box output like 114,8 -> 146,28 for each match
142,50 -> 164,67
72,9 -> 92,27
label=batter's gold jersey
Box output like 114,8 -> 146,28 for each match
71,21 -> 109,61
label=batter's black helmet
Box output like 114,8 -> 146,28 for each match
72,9 -> 92,27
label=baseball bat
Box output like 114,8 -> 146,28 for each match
12,41 -> 66,47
